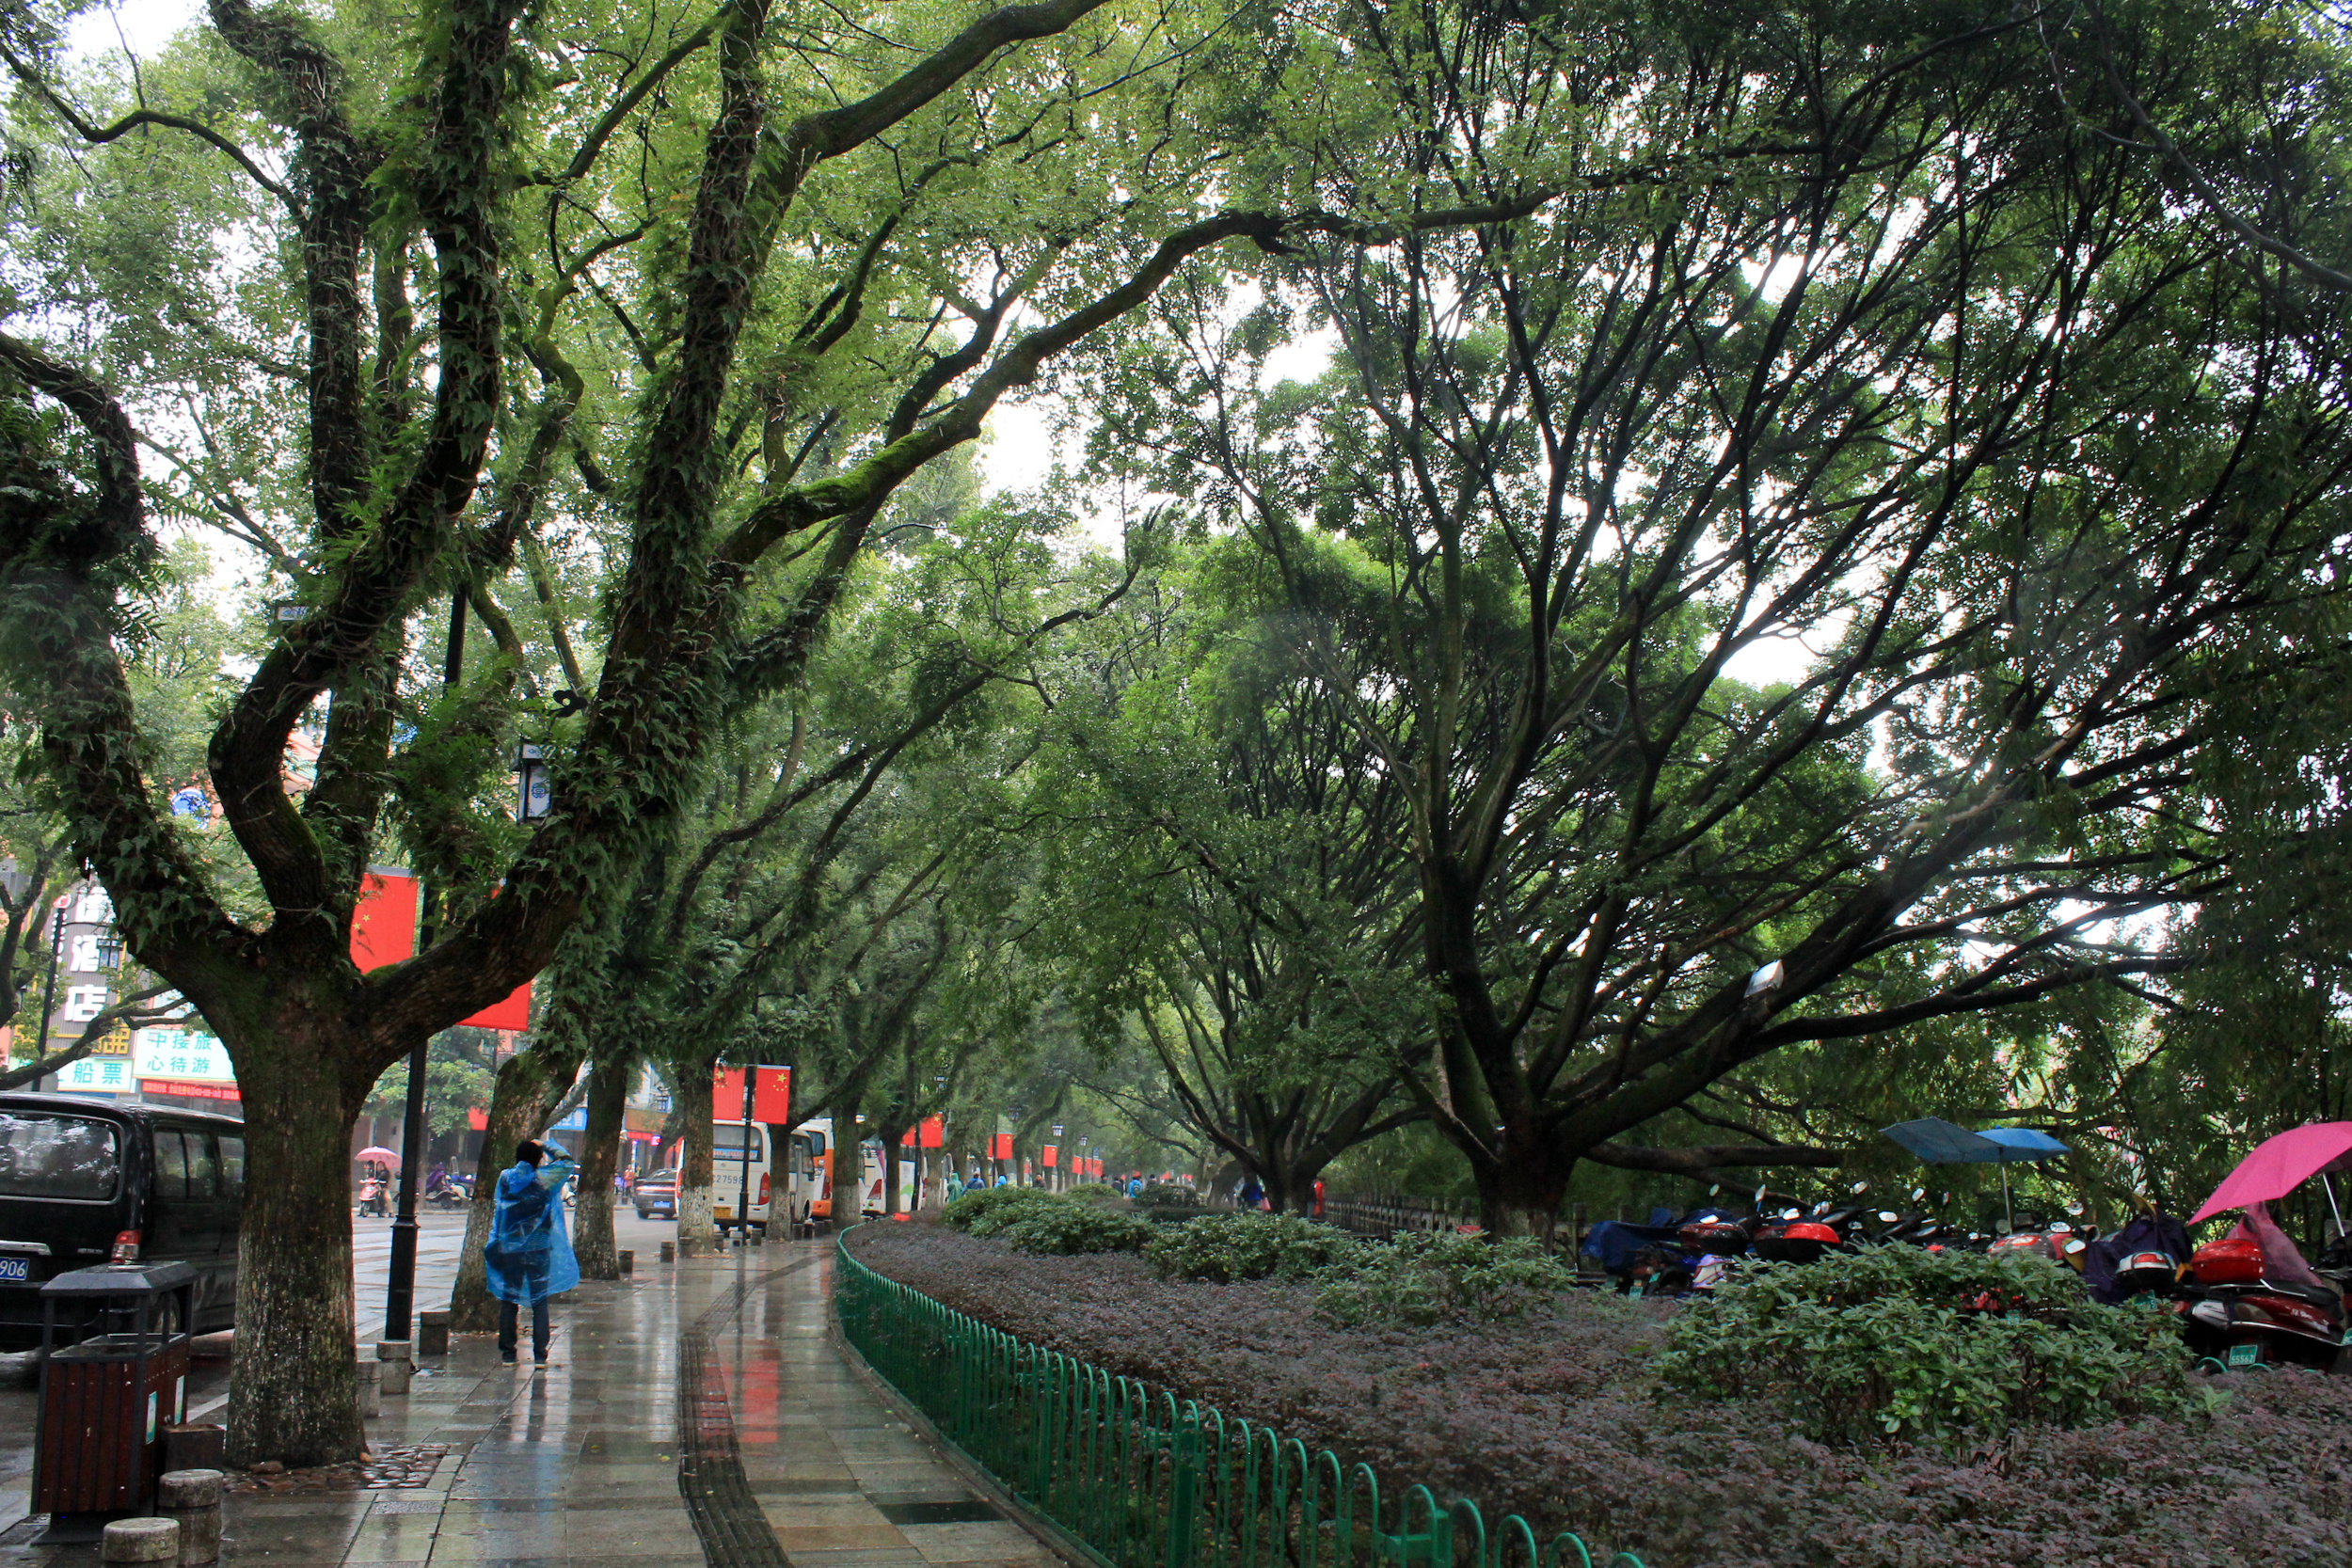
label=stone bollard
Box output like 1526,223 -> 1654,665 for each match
159,1468 -> 226,1565
375,1339 -> 414,1397
750,1227 -> 764,1246
162,1423 -> 226,1474
659,1241 -> 675,1263
99,1517 -> 179,1563
417,1310 -> 451,1357
617,1249 -> 633,1276
357,1358 -> 381,1418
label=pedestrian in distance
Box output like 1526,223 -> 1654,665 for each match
485,1138 -> 580,1366
1238,1174 -> 1264,1211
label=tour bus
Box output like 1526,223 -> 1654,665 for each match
707,1117 -> 916,1235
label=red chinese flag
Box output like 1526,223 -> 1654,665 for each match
711,1065 -> 792,1122
1041,1145 -> 1058,1169
919,1114 -> 944,1148
351,872 -> 419,971
989,1133 -> 1014,1161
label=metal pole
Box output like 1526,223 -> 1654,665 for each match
738,1066 -> 755,1245
1999,1163 -> 2012,1232
385,588 -> 467,1341
2323,1173 -> 2346,1240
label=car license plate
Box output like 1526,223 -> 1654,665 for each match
0,1257 -> 28,1281
714,1206 -> 731,1220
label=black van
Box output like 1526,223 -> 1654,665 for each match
0,1092 -> 245,1352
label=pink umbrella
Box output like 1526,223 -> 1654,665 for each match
2189,1122 -> 2352,1223
356,1146 -> 402,1167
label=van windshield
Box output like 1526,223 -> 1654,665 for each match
0,1111 -> 120,1201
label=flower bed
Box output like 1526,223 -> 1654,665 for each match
845,1222 -> 2352,1568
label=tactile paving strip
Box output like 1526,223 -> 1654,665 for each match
678,1255 -> 821,1568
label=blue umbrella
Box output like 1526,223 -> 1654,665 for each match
1881,1117 -> 2001,1164
1882,1120 -> 2070,1228
1976,1127 -> 2069,1160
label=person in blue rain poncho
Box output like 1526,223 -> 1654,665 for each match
484,1139 -> 580,1365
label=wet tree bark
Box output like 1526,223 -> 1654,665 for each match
573,1050 -> 629,1278
225,1040 -> 364,1469
833,1095 -> 864,1222
447,1043 -> 581,1331
675,1063 -> 718,1257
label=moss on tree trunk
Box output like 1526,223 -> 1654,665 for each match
573,1051 -> 628,1278
675,1065 -> 717,1258
224,1043 -> 365,1468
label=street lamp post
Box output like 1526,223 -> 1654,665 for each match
384,588 -> 467,1343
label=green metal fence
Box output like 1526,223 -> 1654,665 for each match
834,1231 -> 1647,1568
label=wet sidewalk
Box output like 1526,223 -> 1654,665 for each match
711,1251 -> 1055,1568
0,1239 -> 1061,1568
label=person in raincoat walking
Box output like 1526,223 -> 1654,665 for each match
485,1139 -> 580,1365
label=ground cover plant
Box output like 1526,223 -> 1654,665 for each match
846,1223 -> 2352,1568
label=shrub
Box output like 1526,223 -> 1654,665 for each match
1314,1230 -> 1575,1326
1147,1211 -> 1364,1282
1653,1243 -> 2203,1449
942,1185 -> 1058,1235
999,1201 -> 1157,1256
1139,1180 -> 1200,1207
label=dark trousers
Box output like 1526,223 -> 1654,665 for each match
499,1297 -> 549,1360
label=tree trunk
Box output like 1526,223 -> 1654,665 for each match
224,1039 -> 365,1468
834,1099 -> 863,1221
1474,1147 -> 1574,1243
675,1063 -> 717,1257
573,1050 -> 630,1279
447,1044 -> 580,1331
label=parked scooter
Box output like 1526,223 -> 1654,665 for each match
425,1173 -> 472,1210
2178,1224 -> 2345,1370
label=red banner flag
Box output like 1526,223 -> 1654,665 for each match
1041,1145 -> 1058,1168
712,1065 -> 793,1122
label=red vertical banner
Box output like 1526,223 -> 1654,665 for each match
1041,1145 -> 1058,1169
919,1115 -> 943,1148
989,1133 -> 1013,1161
355,870 -> 535,1028
350,872 -> 420,970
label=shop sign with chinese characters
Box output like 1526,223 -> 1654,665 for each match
132,1025 -> 236,1085
45,883 -> 129,1093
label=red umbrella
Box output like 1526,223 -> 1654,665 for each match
356,1146 -> 402,1167
2189,1122 -> 2352,1223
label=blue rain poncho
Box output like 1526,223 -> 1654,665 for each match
484,1157 -> 580,1306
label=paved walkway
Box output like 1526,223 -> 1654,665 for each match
0,1239 -> 1059,1568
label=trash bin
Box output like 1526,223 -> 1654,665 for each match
32,1260 -> 196,1538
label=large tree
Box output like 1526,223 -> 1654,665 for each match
1082,0 -> 2352,1233
0,0 -> 1366,1464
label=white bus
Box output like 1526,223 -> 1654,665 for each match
711,1117 -> 917,1235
